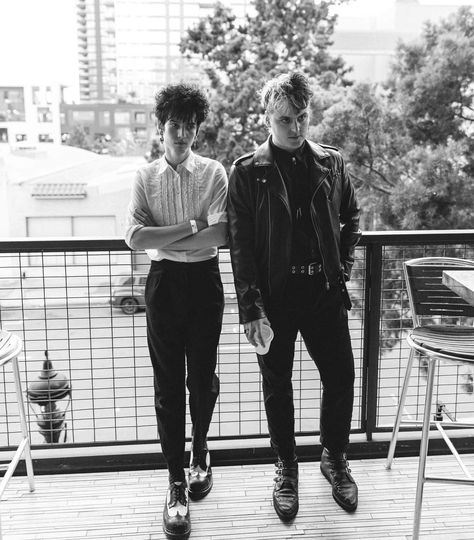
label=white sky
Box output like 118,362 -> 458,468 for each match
1,0 -> 473,88
0,0 -> 78,85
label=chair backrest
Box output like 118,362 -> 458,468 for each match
0,330 -> 22,367
404,257 -> 474,326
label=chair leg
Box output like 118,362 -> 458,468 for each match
386,347 -> 415,469
11,356 -> 35,492
412,357 -> 437,540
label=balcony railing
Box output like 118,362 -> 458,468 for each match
0,231 -> 473,468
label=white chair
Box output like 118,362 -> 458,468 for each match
385,257 -> 474,539
0,330 -> 35,539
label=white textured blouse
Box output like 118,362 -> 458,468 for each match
124,151 -> 228,262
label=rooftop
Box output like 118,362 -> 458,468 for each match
0,144 -> 142,187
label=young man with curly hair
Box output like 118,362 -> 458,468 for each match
227,72 -> 361,522
125,83 -> 228,539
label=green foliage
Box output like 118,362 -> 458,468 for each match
387,140 -> 474,230
388,6 -> 474,144
145,138 -> 162,162
313,7 -> 474,232
180,0 -> 351,169
66,125 -> 92,151
311,82 -> 412,229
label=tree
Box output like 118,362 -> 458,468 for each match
180,0 -> 351,168
388,6 -> 474,145
387,140 -> 474,230
66,125 -> 92,151
145,138 -> 162,163
314,8 -> 474,232
311,82 -> 411,229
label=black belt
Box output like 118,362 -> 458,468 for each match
290,262 -> 322,276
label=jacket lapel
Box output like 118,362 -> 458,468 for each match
253,138 -> 290,215
306,141 -> 331,196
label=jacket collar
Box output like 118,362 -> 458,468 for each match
156,151 -> 197,175
253,136 -> 330,167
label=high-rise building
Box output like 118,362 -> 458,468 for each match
77,0 -> 118,102
76,0 -> 250,104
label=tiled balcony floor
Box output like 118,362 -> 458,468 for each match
2,454 -> 474,539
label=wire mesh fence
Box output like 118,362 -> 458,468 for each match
0,233 -> 473,450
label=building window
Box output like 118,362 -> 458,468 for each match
0,128 -> 9,143
99,111 -> 110,126
38,134 -> 54,143
16,134 -> 27,142
32,86 -> 40,105
0,87 -> 25,122
45,86 -> 53,104
37,107 -> 53,122
134,127 -> 147,140
134,111 -> 146,123
72,110 -> 95,123
114,111 -> 129,124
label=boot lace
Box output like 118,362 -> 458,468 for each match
169,482 -> 187,507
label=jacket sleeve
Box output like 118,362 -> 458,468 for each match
338,156 -> 361,280
227,163 -> 267,325
124,169 -> 149,250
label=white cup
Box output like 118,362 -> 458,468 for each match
254,325 -> 274,355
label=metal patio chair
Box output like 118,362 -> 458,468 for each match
0,330 -> 35,539
385,257 -> 474,539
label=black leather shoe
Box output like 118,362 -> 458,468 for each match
320,448 -> 358,512
162,481 -> 191,539
188,447 -> 213,501
272,458 -> 299,522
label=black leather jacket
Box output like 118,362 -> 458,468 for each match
227,137 -> 361,324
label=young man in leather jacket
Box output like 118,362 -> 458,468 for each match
227,72 -> 361,521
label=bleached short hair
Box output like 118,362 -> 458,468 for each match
260,72 -> 313,114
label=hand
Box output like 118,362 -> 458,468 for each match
243,317 -> 271,349
134,208 -> 155,227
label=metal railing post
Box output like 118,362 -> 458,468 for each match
362,241 -> 383,441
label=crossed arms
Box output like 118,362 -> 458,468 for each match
128,208 -> 227,251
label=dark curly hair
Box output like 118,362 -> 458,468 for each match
154,83 -> 209,127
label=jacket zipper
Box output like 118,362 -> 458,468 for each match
274,161 -> 292,218
310,170 -> 330,290
267,189 -> 272,296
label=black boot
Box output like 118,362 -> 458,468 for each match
272,458 -> 299,522
162,481 -> 191,539
188,446 -> 213,501
320,448 -> 358,512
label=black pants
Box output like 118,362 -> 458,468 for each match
259,273 -> 355,461
145,257 -> 224,479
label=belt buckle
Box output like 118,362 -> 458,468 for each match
308,263 -> 315,276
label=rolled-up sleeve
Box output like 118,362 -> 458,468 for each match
207,164 -> 228,226
124,170 -> 148,249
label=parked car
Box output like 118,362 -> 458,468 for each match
110,274 -> 147,314
110,273 -> 237,315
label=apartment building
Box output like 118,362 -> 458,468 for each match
76,0 -> 250,103
0,84 -> 62,147
60,102 -> 155,144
